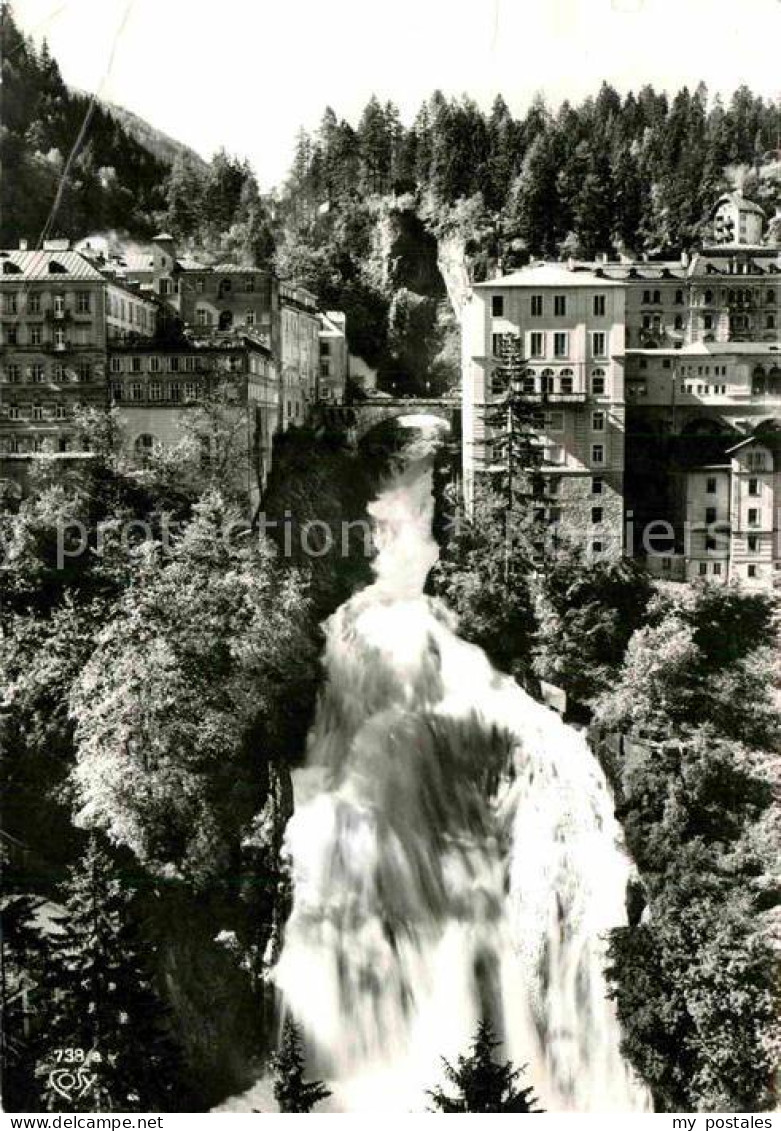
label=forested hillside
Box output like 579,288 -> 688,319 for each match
272,87 -> 781,391
0,3 -> 169,243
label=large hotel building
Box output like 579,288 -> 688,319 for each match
462,191 -> 781,589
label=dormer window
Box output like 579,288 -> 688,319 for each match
48,260 -> 67,273
2,261 -> 21,275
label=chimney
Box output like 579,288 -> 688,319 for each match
567,256 -> 575,271
19,238 -> 28,251
681,250 -> 689,268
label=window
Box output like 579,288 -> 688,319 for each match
674,314 -> 684,330
184,382 -> 197,401
146,356 -> 160,374
491,295 -> 504,318
652,289 -> 661,304
592,506 -> 603,524
110,357 -> 122,374
131,356 -> 142,374
128,382 -> 142,401
160,278 -> 172,296
31,404 -> 43,421
54,328 -> 65,349
705,506 -> 717,524
52,364 -> 64,382
592,331 -> 607,357
642,289 -> 651,304
4,292 -> 18,314
698,562 -> 708,576
246,311 -> 256,327
553,332 -> 568,358
29,325 -> 42,346
767,289 -> 775,304
748,508 -> 759,526
593,294 -> 606,317
748,477 -> 759,496
748,535 -> 759,552
642,315 -> 651,330
554,295 -> 567,317
245,277 -> 255,293
706,536 -> 717,551
713,562 -> 722,576
747,451 -> 765,470
545,410 -> 564,432
748,564 -> 757,579
706,477 -> 717,493
31,364 -> 44,383
169,382 -> 181,402
77,363 -> 91,383
559,370 -> 574,394
530,332 -> 544,358
591,410 -> 605,432
6,364 -> 20,383
531,294 -> 543,317
135,434 -> 156,457
591,369 -> 606,395
196,309 -> 209,326
675,289 -> 684,305
592,476 -> 603,495
591,443 -> 604,465
76,292 -> 91,313
592,541 -> 604,555
148,382 -> 162,401
8,406 -> 20,420
55,405 -> 66,420
492,333 -> 504,358
703,314 -> 713,330
28,293 -> 41,314
184,356 -> 196,373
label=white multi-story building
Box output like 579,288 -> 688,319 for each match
462,263 -> 626,558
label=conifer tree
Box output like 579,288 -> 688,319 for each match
427,1019 -> 541,1113
37,837 -> 182,1112
271,1018 -> 331,1113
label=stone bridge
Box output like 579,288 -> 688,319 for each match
313,397 -> 461,441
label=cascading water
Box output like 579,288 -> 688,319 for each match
274,427 -> 649,1112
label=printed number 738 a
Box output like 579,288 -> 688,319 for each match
53,1048 -> 86,1064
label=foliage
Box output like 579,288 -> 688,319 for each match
271,1018 -> 331,1113
34,837 -> 183,1112
427,1019 -> 541,1113
68,492 -> 318,885
429,480 -> 536,681
534,545 -> 654,704
596,584 -> 781,1112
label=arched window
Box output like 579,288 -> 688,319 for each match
218,278 -> 232,298
218,309 -> 233,330
704,289 -> 713,304
541,367 -> 555,394
674,314 -> 684,330
559,368 -> 574,394
652,289 -> 661,304
767,289 -> 776,304
675,289 -> 684,304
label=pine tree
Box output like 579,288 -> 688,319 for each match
271,1018 -> 331,1113
427,1019 -> 541,1113
37,837 -> 182,1112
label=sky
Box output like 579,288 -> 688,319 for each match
12,0 -> 781,189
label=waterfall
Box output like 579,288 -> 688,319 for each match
274,431 -> 649,1112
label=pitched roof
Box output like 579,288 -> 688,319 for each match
474,263 -> 623,288
0,249 -> 105,281
714,191 -> 766,217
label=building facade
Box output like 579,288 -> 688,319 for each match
461,191 -> 781,587
318,311 -> 348,404
0,245 -> 152,494
107,328 -> 278,507
462,264 -> 626,559
280,281 -> 320,426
